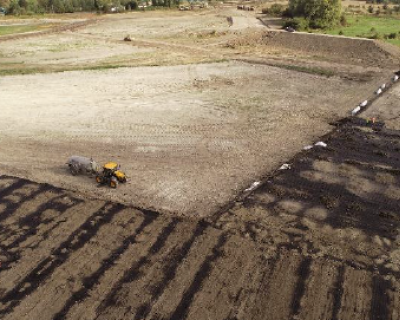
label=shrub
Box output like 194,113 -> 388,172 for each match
283,17 -> 308,30
388,32 -> 397,39
340,14 -> 347,26
338,30 -> 343,35
263,4 -> 285,16
369,32 -> 382,39
287,0 -> 342,28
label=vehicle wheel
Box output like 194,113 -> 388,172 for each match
118,176 -> 127,183
96,176 -> 103,184
110,177 -> 118,189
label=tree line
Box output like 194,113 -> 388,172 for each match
0,0 -> 181,14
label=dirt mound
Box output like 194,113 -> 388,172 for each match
227,30 -> 400,67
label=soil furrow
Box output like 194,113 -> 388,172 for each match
61,213 -> 169,320
297,260 -> 339,320
331,265 -> 345,320
337,267 -> 373,320
52,211 -> 158,320
1,206 -> 145,320
370,275 -> 393,320
168,232 -> 229,320
133,220 -> 209,320
94,217 -> 180,320
181,234 -> 258,320
244,250 -> 302,320
290,256 -> 312,317
0,203 -> 123,316
0,201 -> 105,294
143,226 -> 224,319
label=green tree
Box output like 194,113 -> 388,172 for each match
288,0 -> 342,28
7,0 -> 22,13
52,0 -> 65,12
64,0 -> 74,12
18,0 -> 27,8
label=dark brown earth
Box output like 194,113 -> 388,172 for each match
1,116 -> 399,320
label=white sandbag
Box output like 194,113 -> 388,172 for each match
315,141 -> 327,148
352,106 -> 361,116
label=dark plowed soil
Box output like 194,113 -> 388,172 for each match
1,118 -> 400,320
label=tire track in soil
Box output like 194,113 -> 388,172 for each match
142,226 -> 223,319
0,201 -> 106,297
297,260 -> 339,320
2,193 -> 84,253
0,190 -> 74,242
179,234 -> 259,320
337,267 -> 373,320
94,218 -> 181,320
1,206 -> 155,320
370,275 -> 393,320
133,220 -> 209,320
290,256 -> 312,318
239,249 -> 302,320
0,179 -> 52,224
331,265 -> 345,320
0,202 -> 123,316
168,232 -> 229,320
63,214 -> 172,320
0,190 -> 64,264
52,211 -> 159,320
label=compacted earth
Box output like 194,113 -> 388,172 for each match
0,7 -> 399,320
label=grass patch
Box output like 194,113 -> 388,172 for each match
0,24 -> 56,36
313,14 -> 400,46
0,58 -> 228,77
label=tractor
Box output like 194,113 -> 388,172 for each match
96,162 -> 126,188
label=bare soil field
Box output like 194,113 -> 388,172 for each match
1,117 -> 399,319
1,8 -> 400,320
0,62 -> 389,215
1,10 -> 399,216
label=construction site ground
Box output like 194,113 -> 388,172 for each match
0,7 -> 399,320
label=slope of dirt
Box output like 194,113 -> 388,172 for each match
1,115 -> 400,320
363,80 -> 400,130
227,30 -> 400,68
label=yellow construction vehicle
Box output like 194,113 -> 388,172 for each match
96,162 -> 126,188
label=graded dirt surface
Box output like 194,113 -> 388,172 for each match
1,117 -> 400,319
0,61 -> 390,215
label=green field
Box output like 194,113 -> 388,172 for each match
0,24 -> 54,36
323,14 -> 400,46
